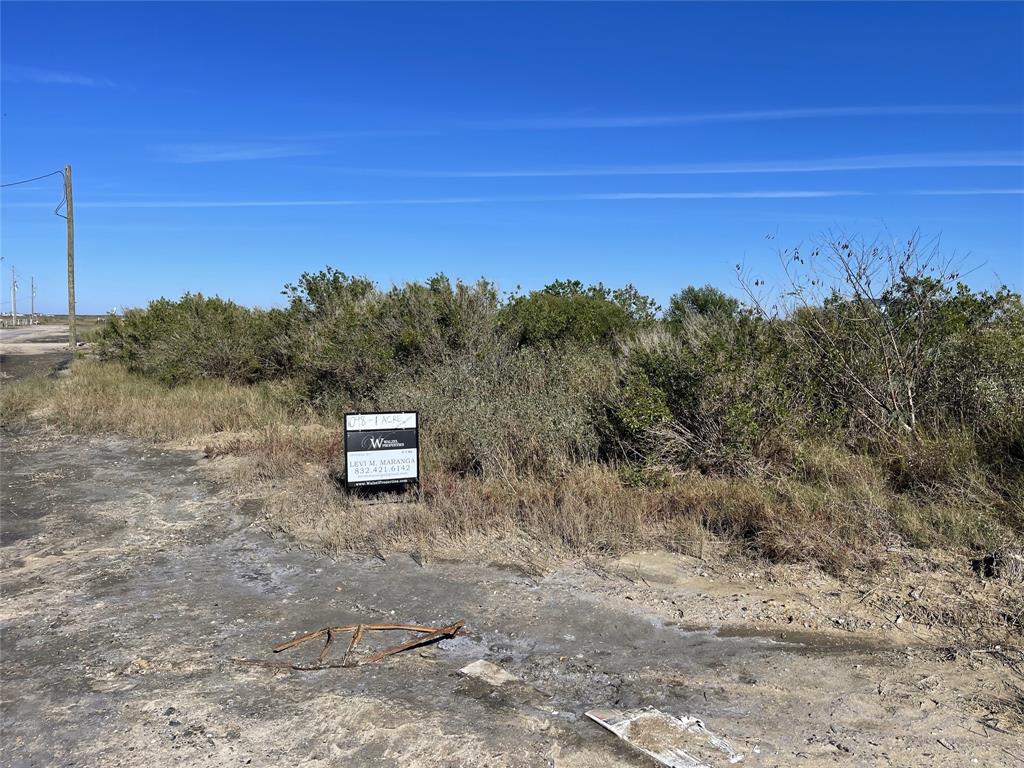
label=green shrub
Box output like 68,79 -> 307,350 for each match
87,241 -> 1024,567
664,284 -> 740,327
283,269 -> 502,403
500,279 -> 657,347
615,369 -> 672,436
612,318 -> 799,475
374,342 -> 617,478
96,294 -> 290,385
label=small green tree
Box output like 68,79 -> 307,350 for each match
665,285 -> 740,327
500,280 -> 657,347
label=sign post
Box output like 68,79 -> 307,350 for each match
344,412 -> 419,490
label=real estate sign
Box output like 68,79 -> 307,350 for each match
344,412 -> 419,488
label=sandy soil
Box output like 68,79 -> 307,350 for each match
0,324 -> 73,380
2,427 -> 1022,767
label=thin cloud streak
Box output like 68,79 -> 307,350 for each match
153,128 -> 440,162
9,189 -> 1021,211
457,104 -> 1024,131
7,191 -> 862,210
910,188 -> 1024,196
155,142 -> 329,163
291,128 -> 439,140
344,151 -> 1024,178
2,65 -> 116,88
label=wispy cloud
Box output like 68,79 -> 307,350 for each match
154,142 -> 329,163
572,191 -> 860,201
153,127 -> 438,163
2,65 -> 115,88
910,188 -> 1024,196
457,104 -> 1024,131
6,190 -> 861,209
294,128 -> 438,139
8,188 -> 1021,211
341,151 -> 1024,178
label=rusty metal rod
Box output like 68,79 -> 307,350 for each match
273,622 -> 443,653
361,620 -> 465,665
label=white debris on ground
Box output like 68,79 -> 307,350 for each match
586,707 -> 743,768
460,659 -> 522,687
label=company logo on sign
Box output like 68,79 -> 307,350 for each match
344,411 -> 419,488
365,436 -> 403,449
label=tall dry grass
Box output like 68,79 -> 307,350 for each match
207,417 -> 1001,575
1,360 -> 323,441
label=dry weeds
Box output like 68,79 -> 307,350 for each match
1,360 -> 314,439
4,360 -> 1022,647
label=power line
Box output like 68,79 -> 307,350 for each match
55,180 -> 68,218
0,163 -> 77,343
0,168 -> 68,217
0,169 -> 64,188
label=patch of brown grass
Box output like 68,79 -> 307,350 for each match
212,425 -> 900,575
1,359 -> 322,441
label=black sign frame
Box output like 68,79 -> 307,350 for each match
343,410 -> 420,491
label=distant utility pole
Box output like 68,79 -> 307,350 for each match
10,266 -> 16,327
65,164 -> 77,346
31,277 -> 36,324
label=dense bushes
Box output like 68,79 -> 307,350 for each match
96,294 -> 291,385
614,317 -> 798,475
282,269 -> 503,403
92,236 -> 1024,566
376,343 -> 616,477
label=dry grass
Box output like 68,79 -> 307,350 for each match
204,418 -> 849,568
976,680 -> 1024,734
202,418 -> 719,566
211,422 -> 959,576
1,359 -> 321,441
3,360 -> 1020,583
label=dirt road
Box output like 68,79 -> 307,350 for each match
0,324 -> 73,381
3,427 -> 1021,768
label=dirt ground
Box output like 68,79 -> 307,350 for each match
2,330 -> 1023,767
0,324 -> 73,381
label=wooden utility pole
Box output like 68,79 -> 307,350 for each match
10,266 -> 16,326
65,164 -> 76,347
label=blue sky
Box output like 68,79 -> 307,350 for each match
1,2 -> 1022,314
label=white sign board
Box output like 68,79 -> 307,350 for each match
344,412 -> 419,488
